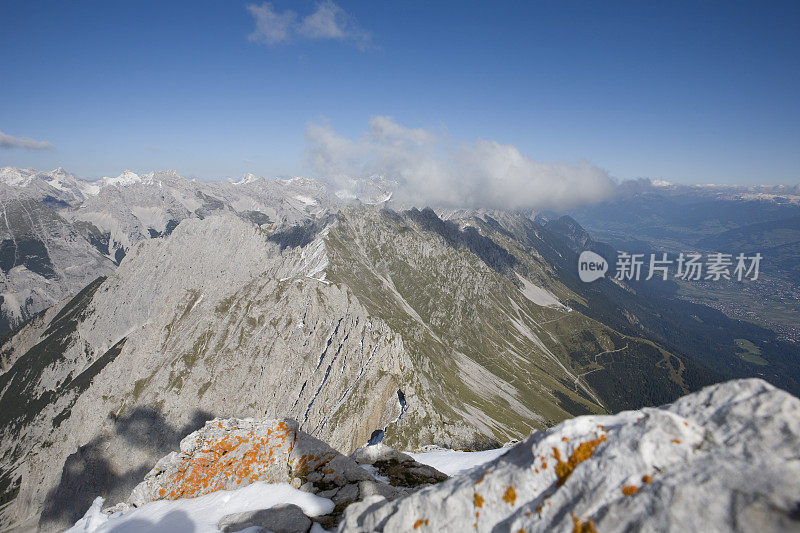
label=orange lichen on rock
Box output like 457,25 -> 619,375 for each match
642,475 -> 652,483
552,434 -> 607,486
413,518 -> 429,529
571,513 -> 598,533
622,485 -> 639,496
562,436 -> 569,442
290,451 -> 336,477
671,439 -> 681,444
473,492 -> 484,508
158,421 -> 295,501
502,486 -> 517,506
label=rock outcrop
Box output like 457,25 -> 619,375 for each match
338,378 -> 800,532
126,418 -> 381,508
112,416 -> 447,530
218,504 -> 313,533
350,444 -> 448,489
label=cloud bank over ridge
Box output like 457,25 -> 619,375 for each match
306,116 -> 616,210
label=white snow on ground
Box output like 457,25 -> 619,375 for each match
406,447 -> 511,477
293,194 -> 318,206
66,482 -> 334,533
361,464 -> 391,484
515,273 -> 564,308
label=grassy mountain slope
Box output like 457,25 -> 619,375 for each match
325,208 -> 696,449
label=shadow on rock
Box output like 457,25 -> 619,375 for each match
106,509 -> 197,533
38,407 -> 213,531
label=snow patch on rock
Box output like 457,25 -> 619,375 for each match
515,273 -> 564,309
406,447 -> 511,477
67,482 -> 333,533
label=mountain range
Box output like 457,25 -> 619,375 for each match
0,167 -> 798,530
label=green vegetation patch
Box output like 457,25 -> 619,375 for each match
734,338 -> 768,366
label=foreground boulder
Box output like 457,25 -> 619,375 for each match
127,418 -> 379,506
338,379 -> 800,532
118,417 -> 446,529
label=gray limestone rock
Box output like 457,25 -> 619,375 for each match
218,503 -> 312,533
351,444 -> 448,488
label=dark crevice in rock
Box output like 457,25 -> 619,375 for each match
267,219 -> 328,251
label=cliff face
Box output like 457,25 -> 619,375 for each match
0,214 -> 412,531
0,196 -> 116,334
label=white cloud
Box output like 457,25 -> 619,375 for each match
246,3 -> 297,44
0,131 -> 54,151
306,117 -> 616,210
247,1 -> 372,49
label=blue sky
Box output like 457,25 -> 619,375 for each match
1,0 -> 799,185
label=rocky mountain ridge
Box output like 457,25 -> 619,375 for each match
0,166 -> 349,333
0,204 -> 706,531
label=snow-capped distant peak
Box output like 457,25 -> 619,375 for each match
650,179 -> 673,187
102,170 -> 142,187
0,167 -> 33,186
0,167 -> 83,196
234,173 -> 259,185
94,170 -> 175,189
